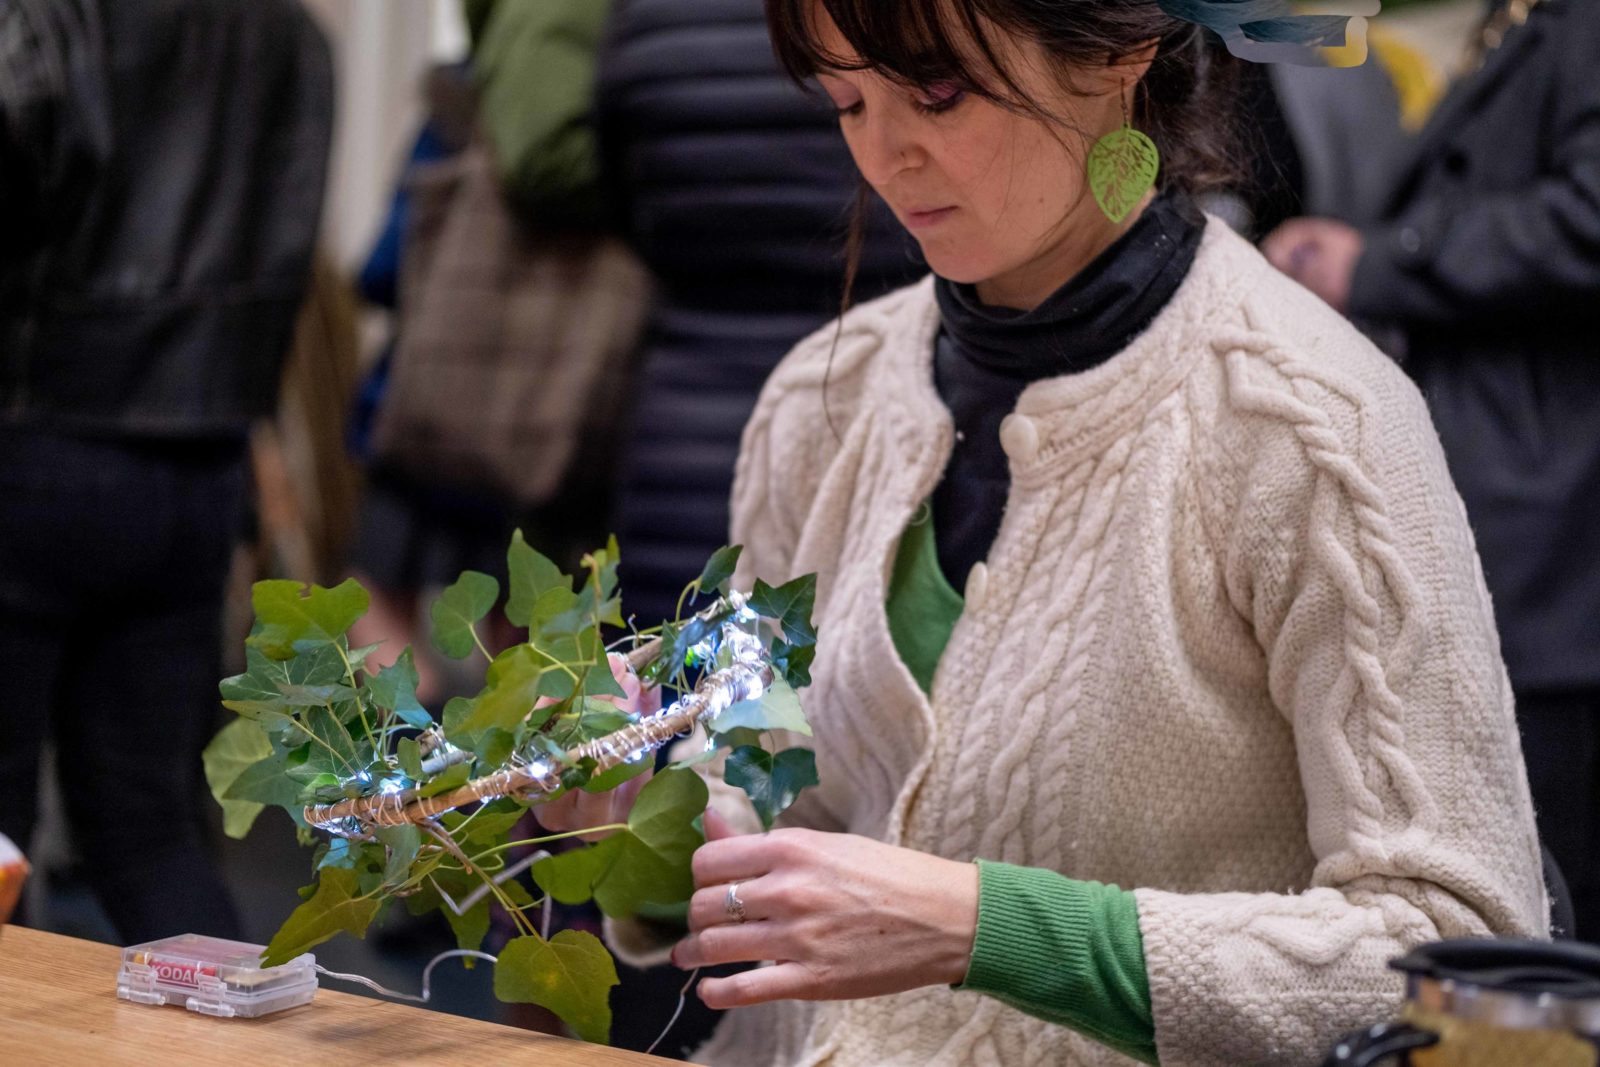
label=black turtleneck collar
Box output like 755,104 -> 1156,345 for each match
934,191 -> 1205,377
928,192 -> 1205,589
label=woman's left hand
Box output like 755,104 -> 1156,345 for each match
672,812 -> 980,1009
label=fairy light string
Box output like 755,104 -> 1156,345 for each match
303,593 -> 771,836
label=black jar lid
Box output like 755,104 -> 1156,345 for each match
1391,940 -> 1600,1000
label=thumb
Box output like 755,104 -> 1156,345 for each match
703,806 -> 741,842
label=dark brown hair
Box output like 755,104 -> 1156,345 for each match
767,0 -> 1241,193
765,0 -> 1242,433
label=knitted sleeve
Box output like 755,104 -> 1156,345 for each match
1134,311 -> 1550,1067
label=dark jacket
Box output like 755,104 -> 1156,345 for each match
0,0 -> 333,439
1349,0 -> 1600,691
596,0 -> 920,624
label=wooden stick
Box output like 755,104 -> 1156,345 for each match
304,657 -> 771,832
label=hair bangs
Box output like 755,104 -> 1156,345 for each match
765,0 -> 1017,101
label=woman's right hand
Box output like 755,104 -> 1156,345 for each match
531,652 -> 661,840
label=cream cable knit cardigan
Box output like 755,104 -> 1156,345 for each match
649,221 -> 1549,1067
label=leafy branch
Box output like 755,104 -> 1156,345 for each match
203,533 -> 821,1044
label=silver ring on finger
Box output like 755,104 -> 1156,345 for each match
724,881 -> 748,924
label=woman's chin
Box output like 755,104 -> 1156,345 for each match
916,245 -> 998,286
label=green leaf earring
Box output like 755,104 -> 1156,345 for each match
1087,92 -> 1161,225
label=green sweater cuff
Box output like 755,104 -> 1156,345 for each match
959,861 -> 1158,1065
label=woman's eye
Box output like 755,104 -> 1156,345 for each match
913,84 -> 967,115
834,99 -> 864,118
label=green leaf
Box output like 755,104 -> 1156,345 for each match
1087,125 -> 1161,225
261,867 -> 382,967
202,719 -> 274,839
547,698 -> 633,750
397,737 -> 425,781
443,695 -> 475,738
695,545 -> 743,599
444,896 -> 491,955
442,798 -> 526,848
749,575 -> 817,647
771,639 -> 816,689
368,649 -> 430,728
581,662 -> 627,699
583,757 -> 651,794
709,676 -> 812,737
285,640 -> 350,687
506,530 -> 575,630
249,579 -> 371,660
533,768 -> 707,917
224,742 -> 307,812
725,746 -> 818,830
276,682 -> 358,708
459,645 -> 553,737
430,571 -> 500,660
376,824 -> 422,887
418,761 -> 472,798
533,836 -> 616,906
494,930 -> 618,1045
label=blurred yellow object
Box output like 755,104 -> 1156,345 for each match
1370,24 -> 1449,129
1320,15 -> 1372,67
0,833 -> 27,926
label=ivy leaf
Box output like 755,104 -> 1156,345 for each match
725,746 -> 818,830
1086,126 -> 1161,225
583,757 -> 651,794
376,824 -> 422,887
261,867 -> 381,967
285,640 -> 350,687
506,530 -> 575,630
749,575 -> 817,647
581,662 -> 627,699
224,742 -> 307,812
430,571 -> 499,660
368,649 -> 430,728
249,579 -> 371,660
771,638 -> 816,689
494,930 -> 618,1045
459,646 -> 555,737
441,798 -> 525,848
547,698 -> 633,750
276,682 -> 358,708
532,767 -> 707,917
202,718 -> 274,839
396,737 -> 425,781
695,545 -> 743,599
418,761 -> 472,798
445,896 -> 491,955
709,676 -> 812,737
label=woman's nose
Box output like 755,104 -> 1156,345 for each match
847,109 -> 923,188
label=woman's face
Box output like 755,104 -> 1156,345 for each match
813,13 -> 1133,309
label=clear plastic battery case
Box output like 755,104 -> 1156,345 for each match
116,933 -> 318,1018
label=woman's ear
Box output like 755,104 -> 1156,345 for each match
1107,38 -> 1161,97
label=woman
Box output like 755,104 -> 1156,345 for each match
539,2 -> 1548,1064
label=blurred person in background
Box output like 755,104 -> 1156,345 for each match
1265,0 -> 1600,936
596,0 -> 922,633
347,0 -> 640,705
0,0 -> 332,942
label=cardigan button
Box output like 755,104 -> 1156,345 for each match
964,563 -> 989,610
999,414 -> 1041,463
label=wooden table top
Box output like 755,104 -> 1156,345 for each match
0,925 -> 673,1065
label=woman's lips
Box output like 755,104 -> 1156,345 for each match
904,206 -> 957,230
